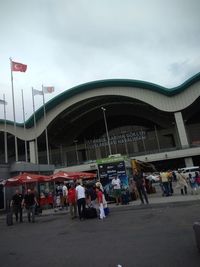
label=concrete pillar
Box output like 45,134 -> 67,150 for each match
95,147 -> 101,159
184,157 -> 194,167
29,141 -> 36,164
174,112 -> 189,148
133,142 -> 139,153
62,148 -> 68,166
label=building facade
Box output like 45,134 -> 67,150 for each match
0,73 -> 200,171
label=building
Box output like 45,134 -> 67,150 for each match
0,73 -> 200,174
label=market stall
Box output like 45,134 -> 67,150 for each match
4,172 -> 51,187
4,172 -> 53,208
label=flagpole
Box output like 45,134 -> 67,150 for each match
32,88 -> 39,164
141,128 -> 146,152
154,125 -> 160,152
21,89 -> 28,162
3,94 -> 8,163
10,58 -> 18,161
42,85 -> 50,164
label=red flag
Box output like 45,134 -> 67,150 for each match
12,61 -> 27,72
43,86 -> 55,93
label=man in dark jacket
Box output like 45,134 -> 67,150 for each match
22,189 -> 38,223
133,168 -> 149,204
10,189 -> 23,223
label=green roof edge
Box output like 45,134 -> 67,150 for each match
1,72 -> 200,128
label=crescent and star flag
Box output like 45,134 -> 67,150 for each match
11,61 -> 27,72
43,86 -> 55,93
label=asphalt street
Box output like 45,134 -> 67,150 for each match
0,202 -> 200,267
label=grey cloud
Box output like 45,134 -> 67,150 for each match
0,0 -> 200,121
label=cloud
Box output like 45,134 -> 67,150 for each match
0,0 -> 200,121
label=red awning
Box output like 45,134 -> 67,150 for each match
69,171 -> 96,179
51,171 -> 96,182
4,172 -> 51,187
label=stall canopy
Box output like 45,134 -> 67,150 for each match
51,171 -> 96,182
4,172 -> 51,187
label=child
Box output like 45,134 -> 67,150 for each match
54,194 -> 61,212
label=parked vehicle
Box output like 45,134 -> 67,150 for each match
178,166 -> 200,179
145,173 -> 160,183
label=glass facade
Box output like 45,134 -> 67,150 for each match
36,124 -> 181,167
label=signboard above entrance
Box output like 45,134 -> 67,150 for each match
86,130 -> 146,149
96,155 -> 128,164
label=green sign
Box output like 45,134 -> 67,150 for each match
96,156 -> 128,164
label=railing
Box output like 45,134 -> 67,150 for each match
53,144 -> 200,168
1,143 -> 200,167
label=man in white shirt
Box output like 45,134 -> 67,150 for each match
62,183 -> 68,209
111,176 -> 122,205
76,182 -> 86,220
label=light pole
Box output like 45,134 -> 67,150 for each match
73,139 -> 79,164
101,107 -> 112,155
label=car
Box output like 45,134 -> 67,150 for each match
146,174 -> 160,183
178,166 -> 200,179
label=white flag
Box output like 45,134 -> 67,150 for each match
33,88 -> 43,96
43,86 -> 55,94
0,99 -> 7,105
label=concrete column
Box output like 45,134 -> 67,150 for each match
95,147 -> 101,159
29,141 -> 36,164
174,112 -> 189,148
133,142 -> 139,153
184,157 -> 194,167
62,148 -> 68,166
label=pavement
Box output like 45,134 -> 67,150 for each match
1,183 -> 200,267
1,188 -> 200,267
41,183 -> 200,215
1,183 -> 200,220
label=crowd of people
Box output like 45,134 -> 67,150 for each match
10,179 -> 109,224
159,170 -> 200,197
128,169 -> 200,204
9,168 -> 200,224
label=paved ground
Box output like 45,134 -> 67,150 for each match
1,194 -> 200,267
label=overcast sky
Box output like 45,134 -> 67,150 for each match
0,0 -> 200,122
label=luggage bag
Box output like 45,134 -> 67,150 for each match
35,205 -> 42,215
6,212 -> 13,226
85,207 -> 97,219
104,207 -> 109,216
121,191 -> 130,205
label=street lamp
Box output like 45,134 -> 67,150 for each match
73,139 -> 79,164
101,107 -> 112,155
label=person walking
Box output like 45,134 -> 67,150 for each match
167,170 -> 174,195
160,171 -> 170,196
62,183 -> 68,210
22,189 -> 38,223
10,189 -> 23,223
133,168 -> 149,204
111,176 -> 122,205
96,186 -> 106,220
76,182 -> 86,220
189,173 -> 198,194
67,183 -> 77,219
176,171 -> 188,195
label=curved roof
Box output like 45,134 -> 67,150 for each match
1,72 -> 200,128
